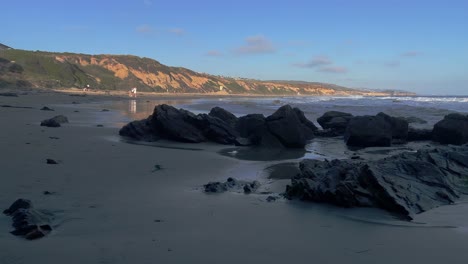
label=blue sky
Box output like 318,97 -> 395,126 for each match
2,0 -> 468,95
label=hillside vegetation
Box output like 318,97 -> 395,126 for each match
0,48 -> 412,96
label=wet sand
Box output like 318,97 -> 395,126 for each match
1,90 -> 468,263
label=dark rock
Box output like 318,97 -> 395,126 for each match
204,177 -> 260,194
3,200 -> 53,240
120,104 -> 316,149
40,115 -> 69,127
408,127 -> 433,141
3,199 -> 32,215
266,105 -> 314,148
40,106 -> 54,111
317,111 -> 353,133
97,124 -> 103,127
119,119 -> 158,141
198,114 -> 239,144
286,145 -> 468,219
46,159 -> 58,164
376,112 -> 408,141
101,109 -> 110,112
236,114 -> 267,144
150,104 -> 206,143
209,106 -> 238,128
266,196 -> 277,202
344,113 -> 408,147
433,113 -> 468,145
345,115 -> 392,147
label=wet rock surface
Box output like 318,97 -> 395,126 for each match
3,199 -> 53,240
285,145 -> 468,219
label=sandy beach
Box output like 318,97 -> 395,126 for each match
1,90 -> 468,264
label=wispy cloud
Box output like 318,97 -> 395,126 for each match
234,35 -> 276,55
384,61 -> 401,67
168,28 -> 185,36
401,51 -> 423,57
143,0 -> 152,6
293,56 -> 332,68
317,66 -> 348,73
205,50 -> 222,57
136,24 -> 154,34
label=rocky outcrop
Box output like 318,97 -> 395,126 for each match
344,112 -> 408,147
204,177 -> 260,194
317,111 -> 353,134
433,113 -> 468,145
40,115 -> 69,127
285,145 -> 468,219
120,104 -> 315,148
265,105 -> 316,148
3,199 -> 53,240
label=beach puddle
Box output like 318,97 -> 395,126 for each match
219,147 -> 308,161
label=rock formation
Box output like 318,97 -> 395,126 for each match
3,199 -> 53,240
120,104 -> 316,149
433,113 -> 468,145
285,145 -> 468,219
40,115 -> 69,127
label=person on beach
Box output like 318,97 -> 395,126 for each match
129,87 -> 137,98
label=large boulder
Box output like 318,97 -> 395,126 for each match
344,113 -> 409,147
119,118 -> 158,141
376,112 -> 408,141
344,115 -> 392,147
209,106 -> 238,128
197,114 -> 240,145
317,111 -> 353,133
286,145 -> 468,219
265,105 -> 314,148
150,104 -> 206,143
433,113 -> 468,145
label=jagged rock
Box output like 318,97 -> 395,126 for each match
150,104 -> 206,143
209,106 -> 238,127
120,104 -> 317,149
344,112 -> 408,147
119,119 -> 158,141
197,114 -> 239,145
317,111 -> 353,133
433,113 -> 468,145
314,128 -> 343,137
285,145 -> 468,219
204,177 -> 260,194
265,105 -> 314,148
40,106 -> 54,111
408,127 -> 433,141
40,115 -> 69,127
3,199 -> 52,240
236,114 -> 267,144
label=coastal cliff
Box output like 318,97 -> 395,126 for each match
0,47 -> 414,96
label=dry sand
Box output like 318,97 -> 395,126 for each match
1,90 -> 468,264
